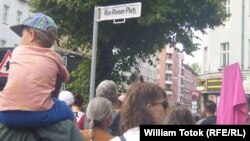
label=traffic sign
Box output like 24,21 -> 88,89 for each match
0,50 -> 12,77
98,2 -> 141,21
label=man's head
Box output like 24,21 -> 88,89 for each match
129,73 -> 138,84
204,100 -> 216,115
10,13 -> 58,48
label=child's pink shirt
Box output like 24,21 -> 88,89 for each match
0,45 -> 69,111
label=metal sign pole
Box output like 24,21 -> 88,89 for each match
89,3 -> 141,101
89,7 -> 99,101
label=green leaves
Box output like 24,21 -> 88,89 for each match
30,0 -> 228,102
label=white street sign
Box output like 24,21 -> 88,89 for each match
98,2 -> 141,21
89,4 -> 142,100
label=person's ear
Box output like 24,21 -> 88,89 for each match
147,103 -> 153,111
105,114 -> 112,126
28,30 -> 36,42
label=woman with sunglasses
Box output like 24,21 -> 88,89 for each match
110,82 -> 169,141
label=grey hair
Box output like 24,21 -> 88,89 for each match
86,97 -> 113,140
95,80 -> 118,103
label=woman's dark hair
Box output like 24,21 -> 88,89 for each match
73,94 -> 84,107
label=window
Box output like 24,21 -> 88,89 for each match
0,40 -> 6,47
248,40 -> 250,68
203,46 -> 207,72
166,64 -> 172,70
221,42 -> 229,67
165,84 -> 171,91
249,0 -> 250,15
165,74 -> 172,81
166,53 -> 172,59
224,0 -> 230,15
3,5 -> 9,24
16,11 -> 22,24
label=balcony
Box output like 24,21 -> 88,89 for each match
157,74 -> 160,79
166,47 -> 174,53
156,64 -> 160,69
165,80 -> 172,84
165,70 -> 173,74
165,89 -> 172,95
166,59 -> 173,64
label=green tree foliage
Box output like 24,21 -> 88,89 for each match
190,63 -> 201,75
66,59 -> 90,101
30,0 -> 228,99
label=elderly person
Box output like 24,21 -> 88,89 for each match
82,97 -> 113,141
95,80 -> 121,136
111,82 -> 169,141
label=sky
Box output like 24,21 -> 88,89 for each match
183,50 -> 202,65
183,31 -> 203,66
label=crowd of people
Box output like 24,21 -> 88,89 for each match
0,13 -> 249,141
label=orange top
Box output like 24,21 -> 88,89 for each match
0,45 -> 69,111
83,128 -> 114,141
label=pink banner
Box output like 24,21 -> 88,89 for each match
217,63 -> 248,124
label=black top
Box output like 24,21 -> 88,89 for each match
200,116 -> 216,125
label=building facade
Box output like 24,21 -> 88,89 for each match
122,54 -> 159,92
200,0 -> 250,109
0,0 -> 30,48
182,64 -> 198,106
158,45 -> 187,105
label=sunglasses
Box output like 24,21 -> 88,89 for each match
151,100 -> 168,110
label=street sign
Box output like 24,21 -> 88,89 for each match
0,50 -> 12,77
89,3 -> 142,101
98,2 -> 141,21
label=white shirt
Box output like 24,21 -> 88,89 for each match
110,127 -> 139,141
74,111 -> 84,122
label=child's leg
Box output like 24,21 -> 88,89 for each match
0,98 -> 74,128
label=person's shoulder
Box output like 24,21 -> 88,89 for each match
196,118 -> 206,125
200,116 -> 216,125
0,121 -> 84,141
38,120 -> 84,141
110,136 -> 120,141
39,120 -> 77,131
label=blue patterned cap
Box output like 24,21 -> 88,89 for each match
10,13 -> 58,39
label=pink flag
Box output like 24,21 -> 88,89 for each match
217,63 -> 248,124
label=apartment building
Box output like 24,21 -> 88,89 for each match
158,45 -> 184,104
182,64 -> 198,106
200,0 -> 250,109
0,0 -> 30,48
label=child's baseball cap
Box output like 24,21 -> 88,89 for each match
10,13 -> 58,39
